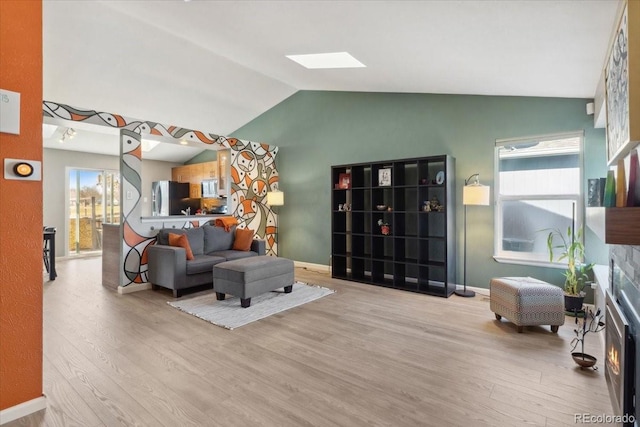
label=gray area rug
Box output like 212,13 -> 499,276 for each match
167,282 -> 335,330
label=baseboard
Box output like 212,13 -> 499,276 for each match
118,282 -> 152,294
294,261 -> 331,273
0,395 -> 46,425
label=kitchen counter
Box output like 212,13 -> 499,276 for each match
140,214 -> 229,223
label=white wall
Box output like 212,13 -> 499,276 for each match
43,148 -> 182,256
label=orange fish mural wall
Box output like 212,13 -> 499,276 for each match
0,0 -> 44,414
44,102 -> 280,288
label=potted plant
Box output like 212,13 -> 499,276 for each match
545,226 -> 594,312
570,307 -> 605,369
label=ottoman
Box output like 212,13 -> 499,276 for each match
213,256 -> 295,308
490,277 -> 565,333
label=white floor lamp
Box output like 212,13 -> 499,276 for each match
266,189 -> 284,256
455,173 -> 490,298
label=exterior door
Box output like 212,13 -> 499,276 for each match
68,168 -> 120,255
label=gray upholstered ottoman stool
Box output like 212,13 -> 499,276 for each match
490,277 -> 565,333
213,256 -> 295,308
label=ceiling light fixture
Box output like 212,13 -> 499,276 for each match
286,52 -> 366,69
58,128 -> 76,144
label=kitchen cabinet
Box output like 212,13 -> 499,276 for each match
202,161 -> 217,179
172,164 -> 199,198
217,150 -> 230,196
171,158 -> 226,198
189,183 -> 201,199
171,165 -> 191,183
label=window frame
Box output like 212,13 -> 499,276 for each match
493,131 -> 585,268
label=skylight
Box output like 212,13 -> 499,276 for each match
286,52 -> 366,69
42,124 -> 58,139
141,139 -> 160,152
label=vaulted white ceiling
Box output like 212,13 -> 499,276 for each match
43,0 -> 621,159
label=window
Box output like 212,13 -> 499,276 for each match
494,132 -> 584,266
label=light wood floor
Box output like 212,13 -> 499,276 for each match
6,256 -> 615,427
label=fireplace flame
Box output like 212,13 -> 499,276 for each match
607,346 -> 620,376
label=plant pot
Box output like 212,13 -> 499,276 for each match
572,352 -> 597,369
564,294 -> 585,312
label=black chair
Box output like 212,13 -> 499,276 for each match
43,226 -> 56,274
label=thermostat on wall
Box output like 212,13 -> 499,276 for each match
4,158 -> 41,181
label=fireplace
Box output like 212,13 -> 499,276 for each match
606,290 -> 634,423
607,259 -> 638,426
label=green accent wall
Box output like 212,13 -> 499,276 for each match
187,149 -> 217,164
232,90 -> 609,290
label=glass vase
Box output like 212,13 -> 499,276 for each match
604,170 -> 616,208
627,149 -> 639,207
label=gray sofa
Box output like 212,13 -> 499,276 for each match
148,224 -> 266,297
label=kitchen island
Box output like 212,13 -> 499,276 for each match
140,214 -> 232,232
140,214 -> 229,223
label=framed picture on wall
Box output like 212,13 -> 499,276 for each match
605,3 -> 638,165
378,168 -> 392,187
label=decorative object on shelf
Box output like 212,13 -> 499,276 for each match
435,171 -> 445,185
429,196 -> 440,211
429,196 -> 444,212
338,204 -> 343,211
570,307 -> 605,370
544,203 -> 594,312
456,173 -> 491,298
422,201 -> 430,212
604,170 -> 616,207
377,219 -> 390,235
378,168 -> 392,187
420,178 -> 428,185
627,149 -> 639,206
337,173 -> 351,189
343,203 -> 351,211
587,178 -> 605,207
376,204 -> 387,211
616,158 -> 627,207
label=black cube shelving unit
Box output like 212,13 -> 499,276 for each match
331,155 -> 456,297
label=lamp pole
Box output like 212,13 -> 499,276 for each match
456,173 -> 489,298
456,198 -> 475,297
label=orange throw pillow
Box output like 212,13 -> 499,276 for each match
168,233 -> 194,260
233,228 -> 254,251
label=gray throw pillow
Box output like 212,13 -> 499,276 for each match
203,224 -> 236,253
156,228 -> 184,246
185,227 -> 204,256
156,227 -> 204,256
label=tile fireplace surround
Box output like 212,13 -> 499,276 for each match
608,245 -> 640,426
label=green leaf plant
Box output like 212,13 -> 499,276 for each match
545,226 -> 594,296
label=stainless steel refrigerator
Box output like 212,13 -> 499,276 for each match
151,181 -> 190,216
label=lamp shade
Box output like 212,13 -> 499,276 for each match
463,184 -> 490,206
266,190 -> 284,206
